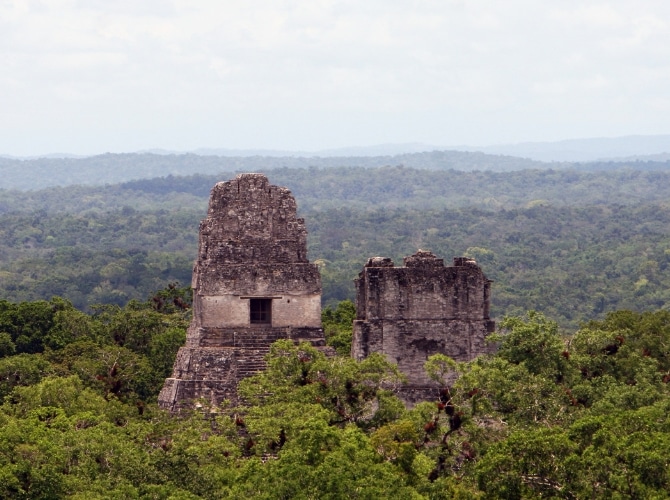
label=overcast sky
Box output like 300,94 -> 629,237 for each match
2,0 -> 670,156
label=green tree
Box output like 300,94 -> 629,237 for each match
239,340 -> 405,428
0,332 -> 16,358
0,354 -> 53,400
321,300 -> 356,356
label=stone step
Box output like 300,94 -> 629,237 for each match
234,340 -> 282,346
236,336 -> 276,339
239,360 -> 267,367
234,329 -> 289,335
235,337 -> 279,340
235,335 -> 286,340
238,369 -> 266,377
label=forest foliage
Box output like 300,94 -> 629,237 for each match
0,169 -> 670,330
1,160 -> 670,496
0,297 -> 669,498
5,166 -> 670,213
4,149 -> 670,190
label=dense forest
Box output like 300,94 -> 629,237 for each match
1,162 -> 670,497
4,164 -> 670,210
0,296 -> 668,498
2,166 -> 670,330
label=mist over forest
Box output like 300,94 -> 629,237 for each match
4,145 -> 670,191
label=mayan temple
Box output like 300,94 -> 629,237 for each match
351,251 -> 495,404
158,173 -> 327,411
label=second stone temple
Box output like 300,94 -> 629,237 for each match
351,252 -> 496,403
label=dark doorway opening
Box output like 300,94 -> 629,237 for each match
250,298 -> 272,324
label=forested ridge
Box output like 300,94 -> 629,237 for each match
2,151 -> 670,191
5,166 -> 670,213
1,204 -> 668,328
0,151 -> 543,190
1,164 -> 670,497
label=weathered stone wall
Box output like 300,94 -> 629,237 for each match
352,251 -> 495,404
197,294 -> 322,330
159,174 -> 327,411
191,174 -> 321,329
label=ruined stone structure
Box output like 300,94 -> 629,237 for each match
351,251 -> 495,404
159,173 -> 327,411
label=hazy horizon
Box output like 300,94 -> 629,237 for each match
4,134 -> 670,164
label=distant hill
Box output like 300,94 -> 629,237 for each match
7,134 -> 670,163
600,152 -> 670,162
126,134 -> 670,162
3,146 -> 670,191
464,135 -> 670,162
4,166 -> 670,216
0,151 -> 543,190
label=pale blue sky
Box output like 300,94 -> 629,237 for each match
2,0 -> 670,155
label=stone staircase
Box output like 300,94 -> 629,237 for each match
232,327 -> 330,378
237,356 -> 268,378
234,328 -> 287,378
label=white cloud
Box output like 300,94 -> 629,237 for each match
1,0 -> 670,154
